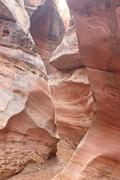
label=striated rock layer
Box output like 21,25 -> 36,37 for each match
50,26 -> 83,71
50,24 -> 94,146
50,24 -> 94,145
53,0 -> 120,179
49,69 -> 94,145
0,0 -> 58,179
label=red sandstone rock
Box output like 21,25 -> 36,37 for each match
1,0 -> 120,179
0,0 -> 58,179
53,0 -> 120,179
49,69 -> 94,145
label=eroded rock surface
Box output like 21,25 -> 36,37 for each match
0,0 -> 58,179
8,136 -> 76,180
49,69 -> 94,145
49,22 -> 94,145
1,0 -> 120,180
53,0 -> 120,179
50,26 -> 83,71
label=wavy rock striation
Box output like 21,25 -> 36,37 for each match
53,0 -> 120,179
49,24 -> 94,145
0,0 -> 58,179
49,69 -> 94,145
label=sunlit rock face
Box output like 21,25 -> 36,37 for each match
29,0 -> 65,74
53,0 -> 120,179
49,69 -> 94,145
0,0 -> 58,179
54,0 -> 70,29
50,26 -> 83,70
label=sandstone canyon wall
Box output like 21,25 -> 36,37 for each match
0,0 -> 120,180
0,0 -> 58,179
53,0 -> 120,179
49,25 -> 94,145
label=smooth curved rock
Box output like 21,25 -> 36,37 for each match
49,68 -> 94,144
50,26 -> 83,71
0,1 -> 58,179
53,0 -> 120,179
0,52 -> 58,179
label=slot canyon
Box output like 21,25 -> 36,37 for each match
0,0 -> 120,179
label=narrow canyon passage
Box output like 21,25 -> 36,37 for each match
0,0 -> 120,180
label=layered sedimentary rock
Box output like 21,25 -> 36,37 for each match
29,0 -> 65,73
0,0 -> 58,179
50,24 -> 94,145
53,0 -> 120,179
50,26 -> 83,71
49,69 -> 93,145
